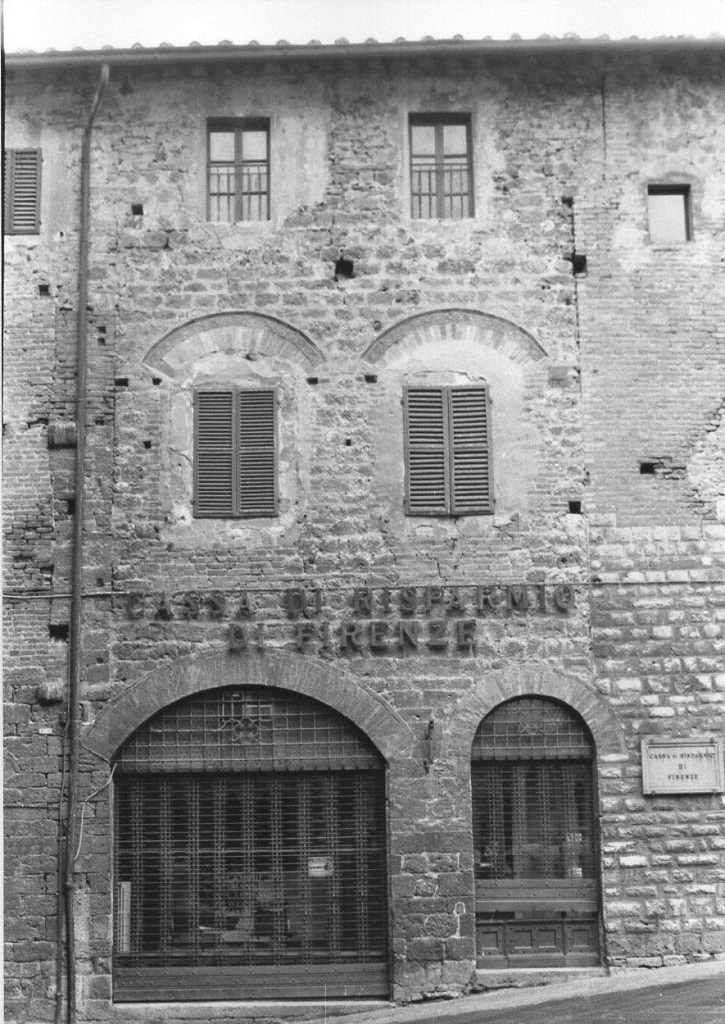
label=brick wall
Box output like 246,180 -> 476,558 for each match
575,52 -> 725,968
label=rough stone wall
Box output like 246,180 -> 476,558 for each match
3,45 -> 724,1023
3,206 -> 72,1023
578,55 -> 725,527
574,54 -> 725,967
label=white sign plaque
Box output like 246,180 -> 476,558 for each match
642,738 -> 724,795
308,856 -> 333,878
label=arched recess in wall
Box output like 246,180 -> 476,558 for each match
141,313 -> 325,529
98,653 -> 404,1001
361,308 -> 547,367
470,693 -> 605,970
441,662 -> 625,762
440,669 -> 621,972
83,648 -> 412,766
360,309 -> 549,523
143,311 -> 325,381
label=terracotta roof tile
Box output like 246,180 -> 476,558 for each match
7,33 -> 723,64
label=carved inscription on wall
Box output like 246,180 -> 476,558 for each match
125,583 -> 577,657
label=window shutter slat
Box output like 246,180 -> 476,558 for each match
450,386 -> 493,514
195,392 -> 235,517
404,385 -> 493,517
238,389 -> 277,516
5,149 -> 41,234
404,388 -> 449,514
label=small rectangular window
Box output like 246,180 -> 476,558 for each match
647,184 -> 691,243
4,149 -> 41,234
207,119 -> 270,222
404,385 -> 492,516
409,114 -> 473,220
194,388 -> 277,517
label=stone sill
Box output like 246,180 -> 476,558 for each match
476,966 -> 605,989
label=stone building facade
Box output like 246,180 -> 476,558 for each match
4,34 -> 725,1024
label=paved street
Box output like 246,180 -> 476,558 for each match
314,964 -> 725,1024
424,977 -> 725,1023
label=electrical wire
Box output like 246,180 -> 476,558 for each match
73,764 -> 116,865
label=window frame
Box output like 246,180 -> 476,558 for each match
193,386 -> 278,519
403,384 -> 493,517
207,117 -> 271,223
408,113 -> 474,220
4,148 -> 42,235
646,183 -> 692,244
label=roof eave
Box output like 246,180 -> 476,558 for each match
7,35 -> 725,71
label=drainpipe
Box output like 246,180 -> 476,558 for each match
62,62 -> 109,1024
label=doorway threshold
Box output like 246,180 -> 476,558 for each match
475,966 -> 606,991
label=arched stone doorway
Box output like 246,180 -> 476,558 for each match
111,684 -> 390,1001
472,697 -> 600,969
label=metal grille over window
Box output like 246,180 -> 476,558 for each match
116,686 -> 381,772
404,385 -> 492,516
194,388 -> 277,519
472,698 -> 600,969
472,697 -> 594,762
208,119 -> 270,222
4,149 -> 41,234
472,761 -> 595,881
410,116 -> 473,219
113,687 -> 389,1001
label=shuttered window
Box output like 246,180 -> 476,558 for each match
194,389 -> 278,518
4,149 -> 41,234
404,385 -> 493,516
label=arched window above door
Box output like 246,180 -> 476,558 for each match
116,684 -> 382,772
472,696 -> 594,762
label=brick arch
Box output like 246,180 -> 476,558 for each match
82,649 -> 412,765
143,312 -> 325,380
441,663 -> 625,762
361,309 -> 547,367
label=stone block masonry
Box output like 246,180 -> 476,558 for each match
4,38 -> 725,1024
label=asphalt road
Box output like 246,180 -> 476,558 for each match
413,978 -> 725,1024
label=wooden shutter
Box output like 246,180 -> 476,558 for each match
449,386 -> 493,514
4,149 -> 41,234
194,389 -> 277,518
404,385 -> 493,516
238,389 -> 277,517
404,388 -> 449,515
195,391 -> 236,517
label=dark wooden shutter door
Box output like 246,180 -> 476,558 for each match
404,388 -> 449,514
238,389 -> 277,516
405,386 -> 492,515
449,386 -> 493,514
4,149 -> 41,234
195,391 -> 235,517
195,390 -> 277,518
